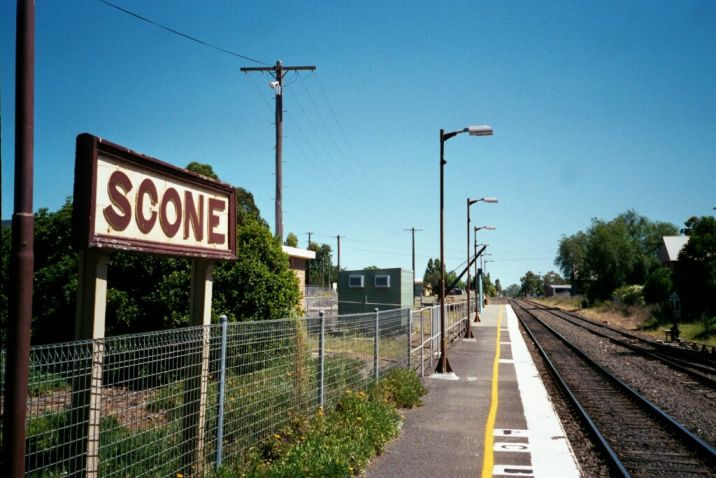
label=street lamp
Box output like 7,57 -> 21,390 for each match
465,198 -> 497,338
474,225 -> 495,317
437,125 -> 493,375
480,254 -> 494,313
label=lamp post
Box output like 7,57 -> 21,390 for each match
465,197 -> 497,338
474,240 -> 488,322
479,253 -> 493,313
437,125 -> 493,374
474,225 -> 495,316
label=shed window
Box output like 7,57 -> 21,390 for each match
375,275 -> 391,288
349,275 -> 365,288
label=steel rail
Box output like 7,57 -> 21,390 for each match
513,300 -> 716,473
511,301 -> 631,477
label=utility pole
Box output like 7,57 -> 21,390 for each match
4,1 -> 35,475
305,232 -> 313,287
336,235 -> 343,274
241,61 -> 316,242
403,228 -> 423,302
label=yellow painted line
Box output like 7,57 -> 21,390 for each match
481,306 -> 504,478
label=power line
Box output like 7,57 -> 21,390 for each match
98,0 -> 269,65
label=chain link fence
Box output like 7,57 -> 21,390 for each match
1,302 -> 467,477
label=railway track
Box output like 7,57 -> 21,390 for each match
522,299 -> 716,387
512,300 -> 716,477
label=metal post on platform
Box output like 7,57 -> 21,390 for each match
215,315 -> 228,469
407,309 -> 413,369
318,310 -> 326,408
374,308 -> 380,382
420,310 -> 425,376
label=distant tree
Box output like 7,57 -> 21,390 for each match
542,271 -> 565,287
643,265 -> 672,304
423,258 -> 441,294
363,265 -> 380,270
284,232 -> 299,247
482,272 -> 496,297
555,231 -> 588,292
674,216 -> 716,320
186,161 -> 219,180
556,211 -> 678,302
503,283 -> 521,298
519,271 -> 542,297
307,242 -> 336,287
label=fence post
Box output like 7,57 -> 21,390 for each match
374,308 -> 380,383
407,309 -> 412,370
420,309 -> 425,377
318,310 -> 325,408
215,315 -> 228,469
429,307 -> 434,371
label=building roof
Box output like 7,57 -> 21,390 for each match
281,245 -> 316,260
660,236 -> 689,262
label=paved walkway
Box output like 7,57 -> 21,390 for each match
364,304 -> 580,478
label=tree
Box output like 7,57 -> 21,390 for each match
674,216 -> 716,320
519,271 -> 542,297
542,271 -> 565,287
284,232 -> 299,247
503,284 -> 520,298
643,265 -> 673,304
212,217 -> 301,321
555,211 -> 678,302
186,161 -> 219,180
307,242 -> 336,287
494,278 -> 502,294
423,258 -> 441,295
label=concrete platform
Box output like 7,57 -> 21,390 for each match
364,304 -> 580,478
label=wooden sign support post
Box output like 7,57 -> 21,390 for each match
72,249 -> 109,477
182,259 -> 214,476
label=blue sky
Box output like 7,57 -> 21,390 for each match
2,0 -> 715,287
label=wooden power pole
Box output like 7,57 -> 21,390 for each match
241,61 -> 316,242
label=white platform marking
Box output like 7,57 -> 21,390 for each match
492,464 -> 534,476
494,428 -> 529,437
494,442 -> 531,453
506,306 -> 580,477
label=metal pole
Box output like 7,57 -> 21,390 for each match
407,309 -> 413,369
436,130 -> 451,373
464,199 -> 475,338
420,310 -> 425,377
215,315 -> 228,469
374,308 -> 380,382
318,310 -> 325,408
274,61 -> 283,241
478,257 -> 484,315
3,2 -> 34,475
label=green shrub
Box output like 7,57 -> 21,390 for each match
219,368 -> 425,477
369,368 -> 427,408
612,284 -> 644,307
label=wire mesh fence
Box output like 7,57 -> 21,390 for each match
0,302 -> 467,477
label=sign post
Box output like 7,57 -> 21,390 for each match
72,134 -> 236,476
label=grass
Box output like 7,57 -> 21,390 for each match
536,296 -> 716,347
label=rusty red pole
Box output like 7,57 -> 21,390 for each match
2,1 -> 35,475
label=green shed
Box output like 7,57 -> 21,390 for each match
337,268 -> 414,315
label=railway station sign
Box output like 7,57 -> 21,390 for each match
73,133 -> 237,260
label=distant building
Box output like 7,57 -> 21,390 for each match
282,245 -> 316,309
337,268 -> 413,315
657,236 -> 689,270
544,284 -> 572,297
